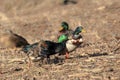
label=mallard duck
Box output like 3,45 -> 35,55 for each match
58,26 -> 85,56
58,26 -> 85,52
73,26 -> 85,35
63,0 -> 69,5
59,21 -> 69,32
58,21 -> 73,43
58,26 -> 85,43
66,35 -> 83,52
66,26 -> 85,52
0,30 -> 29,48
63,0 -> 77,5
39,40 -> 68,63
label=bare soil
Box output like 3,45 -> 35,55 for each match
0,0 -> 120,80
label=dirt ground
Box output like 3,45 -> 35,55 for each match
0,0 -> 120,80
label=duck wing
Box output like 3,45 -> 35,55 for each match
54,42 -> 66,53
14,34 -> 29,46
40,41 -> 56,55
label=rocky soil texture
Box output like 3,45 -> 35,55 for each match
0,0 -> 120,80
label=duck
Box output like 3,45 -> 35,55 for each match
59,26 -> 85,52
58,21 -> 73,43
59,21 -> 69,32
39,40 -> 68,63
39,26 -> 84,63
63,0 -> 69,5
66,35 -> 83,52
0,30 -> 29,49
63,0 -> 77,5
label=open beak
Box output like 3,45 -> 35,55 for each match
81,29 -> 86,33
59,27 -> 64,32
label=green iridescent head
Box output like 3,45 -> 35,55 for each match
59,22 -> 69,32
73,26 -> 85,35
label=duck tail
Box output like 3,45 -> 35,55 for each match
21,42 -> 39,53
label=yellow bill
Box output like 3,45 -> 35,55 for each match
59,27 -> 64,31
82,29 -> 86,33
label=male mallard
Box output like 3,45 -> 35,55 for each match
58,26 -> 85,43
66,26 -> 85,52
58,21 -> 73,43
73,26 -> 85,35
66,35 -> 83,52
58,25 -> 85,54
58,26 -> 85,52
0,30 -> 29,48
59,21 -> 69,32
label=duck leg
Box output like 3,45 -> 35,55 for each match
40,56 -> 44,64
53,55 -> 61,64
65,51 -> 69,59
47,55 -> 51,64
